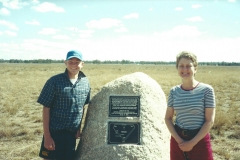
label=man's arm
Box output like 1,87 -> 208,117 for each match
42,106 -> 55,150
75,104 -> 89,138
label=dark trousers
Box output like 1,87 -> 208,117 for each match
39,130 -> 76,160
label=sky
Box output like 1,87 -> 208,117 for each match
0,0 -> 240,62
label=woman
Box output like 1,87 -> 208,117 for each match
165,51 -> 215,160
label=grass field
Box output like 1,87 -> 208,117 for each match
0,63 -> 239,160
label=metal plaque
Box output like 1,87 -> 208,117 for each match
109,96 -> 140,117
108,122 -> 140,145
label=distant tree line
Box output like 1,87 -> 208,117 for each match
0,59 -> 240,66
0,59 -> 64,63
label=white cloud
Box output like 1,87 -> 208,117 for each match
25,19 -> 40,25
0,0 -> 28,9
4,30 -> 17,36
22,39 -> 59,48
192,4 -> 202,9
0,30 -> 17,37
1,35 -> 240,62
0,8 -> 10,15
123,13 -> 139,19
157,25 -> 203,37
175,7 -> 183,11
86,18 -> 122,29
78,30 -> 94,38
114,27 -> 128,33
228,0 -> 236,2
38,28 -> 58,35
66,27 -> 79,31
190,37 -> 240,62
1,39 -> 65,60
31,0 -> 40,4
32,2 -> 65,12
52,35 -> 70,40
0,20 -> 18,30
186,16 -> 203,22
65,28 -> 94,38
149,8 -> 153,11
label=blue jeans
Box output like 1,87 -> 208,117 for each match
39,130 -> 76,160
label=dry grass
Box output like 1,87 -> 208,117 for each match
0,63 -> 239,160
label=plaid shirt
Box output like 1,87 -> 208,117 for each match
37,69 -> 90,132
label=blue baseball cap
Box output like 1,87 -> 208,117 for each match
66,50 -> 83,60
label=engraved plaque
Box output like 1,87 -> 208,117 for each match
108,122 -> 140,145
109,96 -> 140,117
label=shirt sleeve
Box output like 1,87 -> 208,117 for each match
167,89 -> 174,107
37,77 -> 55,108
204,85 -> 216,108
84,88 -> 91,105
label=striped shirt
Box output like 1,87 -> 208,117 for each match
37,69 -> 91,132
168,83 -> 215,130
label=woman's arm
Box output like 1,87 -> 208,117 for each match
179,107 -> 215,151
164,107 -> 184,144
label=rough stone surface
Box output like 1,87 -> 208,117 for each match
76,72 -> 170,160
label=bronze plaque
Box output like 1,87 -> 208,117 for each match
108,122 -> 140,145
109,96 -> 140,117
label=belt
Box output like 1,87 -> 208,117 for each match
174,125 -> 200,140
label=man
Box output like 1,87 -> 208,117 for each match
38,50 -> 91,160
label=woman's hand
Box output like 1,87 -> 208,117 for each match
178,141 -> 195,151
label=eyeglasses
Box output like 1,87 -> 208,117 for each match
178,66 -> 193,70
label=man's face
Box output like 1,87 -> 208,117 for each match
65,58 -> 83,76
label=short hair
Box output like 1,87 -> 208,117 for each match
176,51 -> 198,68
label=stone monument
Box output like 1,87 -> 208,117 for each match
75,72 -> 170,160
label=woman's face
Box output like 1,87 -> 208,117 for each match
177,58 -> 197,79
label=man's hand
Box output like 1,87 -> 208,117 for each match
75,130 -> 81,139
44,136 -> 55,150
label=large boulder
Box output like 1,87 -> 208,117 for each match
76,72 -> 170,160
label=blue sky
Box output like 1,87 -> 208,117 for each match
0,0 -> 239,62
